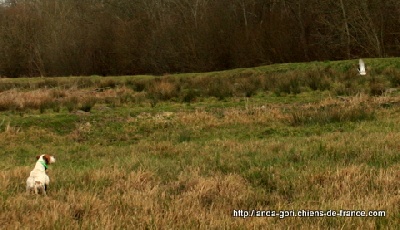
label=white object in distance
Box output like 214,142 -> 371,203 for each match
358,59 -> 366,75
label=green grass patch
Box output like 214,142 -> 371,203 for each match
1,59 -> 400,228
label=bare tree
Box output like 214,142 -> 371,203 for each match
1,0 -> 400,77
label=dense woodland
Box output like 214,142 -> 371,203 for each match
1,0 -> 400,77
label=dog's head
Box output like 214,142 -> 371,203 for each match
36,154 -> 56,165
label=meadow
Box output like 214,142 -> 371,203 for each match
1,59 -> 400,229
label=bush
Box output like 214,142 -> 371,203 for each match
233,76 -> 259,97
76,78 -> 95,88
99,79 -> 117,89
274,72 -> 301,95
382,67 -> 400,87
290,101 -> 375,126
177,129 -> 192,143
105,97 -> 120,107
132,92 -> 147,104
306,68 -> 332,91
79,97 -> 97,112
126,79 -> 147,92
0,99 -> 18,112
39,100 -> 49,113
64,97 -> 79,112
369,76 -> 390,96
50,89 -> 67,98
52,102 -> 61,112
206,77 -> 234,100
147,78 -> 179,101
181,89 -> 199,104
38,79 -> 59,88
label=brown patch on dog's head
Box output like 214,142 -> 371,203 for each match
36,155 -> 41,160
39,154 -> 56,164
42,154 -> 51,164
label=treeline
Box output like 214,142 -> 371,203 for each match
1,0 -> 400,77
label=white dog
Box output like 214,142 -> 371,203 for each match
26,154 -> 56,195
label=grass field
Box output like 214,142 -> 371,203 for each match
1,59 -> 400,229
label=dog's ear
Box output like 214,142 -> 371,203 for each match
42,155 -> 50,164
36,155 -> 40,160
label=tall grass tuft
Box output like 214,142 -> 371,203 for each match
147,78 -> 180,101
205,77 -> 234,100
290,97 -> 375,126
39,99 -> 54,113
79,97 -> 97,112
382,67 -> 400,87
64,96 -> 79,112
369,75 -> 390,96
99,79 -> 117,89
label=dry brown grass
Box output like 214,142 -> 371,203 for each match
147,80 -> 180,101
0,165 -> 260,229
1,87 -> 400,228
2,159 -> 398,229
0,86 -> 137,112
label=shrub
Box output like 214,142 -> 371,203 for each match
38,99 -> 61,113
39,100 -> 49,113
0,100 -> 18,112
76,77 -> 95,88
206,77 -> 234,100
181,89 -> 199,104
132,92 -> 147,104
79,97 -> 97,112
331,82 -> 348,96
64,97 -> 79,112
0,82 -> 20,92
233,76 -> 259,97
382,67 -> 400,87
52,102 -> 61,112
126,79 -> 147,92
274,72 -> 301,95
37,79 -> 59,88
105,97 -> 120,107
289,101 -> 375,126
306,68 -> 332,91
369,76 -> 390,96
147,93 -> 159,108
50,89 -> 67,98
118,91 -> 132,104
99,79 -> 117,89
177,129 -> 192,142
147,78 -> 179,101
